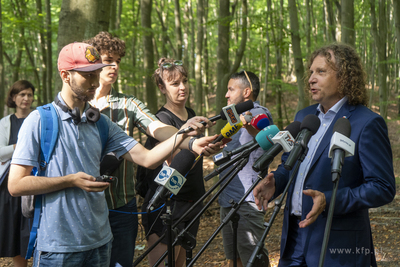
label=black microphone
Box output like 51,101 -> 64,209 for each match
147,150 -> 196,211
329,118 -> 354,181
177,100 -> 254,134
284,114 -> 321,170
252,121 -> 301,172
212,124 -> 278,166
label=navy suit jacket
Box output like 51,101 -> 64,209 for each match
272,102 -> 395,266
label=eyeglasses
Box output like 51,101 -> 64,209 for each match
241,70 -> 253,92
162,60 -> 183,69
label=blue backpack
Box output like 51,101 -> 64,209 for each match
25,103 -> 109,259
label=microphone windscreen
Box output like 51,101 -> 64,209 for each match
221,122 -> 243,138
244,114 -> 253,123
300,114 -> 320,135
255,125 -> 280,150
257,118 -> 270,130
332,117 -> 351,137
169,149 -> 196,176
251,114 -> 269,130
285,121 -> 301,137
220,100 -> 254,120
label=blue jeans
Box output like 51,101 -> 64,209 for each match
108,197 -> 138,267
32,240 -> 111,267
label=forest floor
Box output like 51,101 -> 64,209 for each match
1,91 -> 400,267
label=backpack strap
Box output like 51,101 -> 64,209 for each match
26,103 -> 58,259
37,103 -> 59,171
25,195 -> 42,259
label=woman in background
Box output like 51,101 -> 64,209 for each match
0,80 -> 35,267
138,58 -> 205,267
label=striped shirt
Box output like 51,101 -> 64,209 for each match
91,87 -> 158,209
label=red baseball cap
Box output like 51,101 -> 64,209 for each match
58,42 -> 113,72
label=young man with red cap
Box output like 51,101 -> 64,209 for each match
8,42 -> 212,267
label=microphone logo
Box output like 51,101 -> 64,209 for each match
168,175 -> 185,190
284,134 -> 295,148
225,124 -> 240,137
226,107 -> 238,124
158,168 -> 173,181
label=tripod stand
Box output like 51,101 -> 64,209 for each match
246,160 -> 301,267
247,143 -> 310,267
134,147 -> 252,266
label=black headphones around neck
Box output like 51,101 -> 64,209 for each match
54,95 -> 101,124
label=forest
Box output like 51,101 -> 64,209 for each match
1,0 -> 399,133
1,1 -> 400,266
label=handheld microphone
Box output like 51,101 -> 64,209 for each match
329,118 -> 354,180
147,150 -> 196,211
284,114 -> 321,170
244,114 -> 253,123
212,122 -> 243,144
252,121 -> 301,172
206,125 -> 279,180
251,114 -> 270,130
177,100 -> 254,134
212,125 -> 279,166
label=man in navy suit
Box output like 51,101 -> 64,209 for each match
254,43 -> 395,266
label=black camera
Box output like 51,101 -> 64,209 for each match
95,175 -> 117,183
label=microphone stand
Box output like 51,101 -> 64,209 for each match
185,157 -> 251,267
318,152 -> 343,267
152,158 -> 249,267
133,148 -> 251,267
246,160 -> 302,267
160,197 -> 175,267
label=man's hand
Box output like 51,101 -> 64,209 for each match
240,112 -> 259,137
299,189 -> 326,228
192,135 -> 224,156
70,172 -> 109,192
180,116 -> 214,136
253,173 -> 276,210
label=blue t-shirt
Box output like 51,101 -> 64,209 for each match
11,101 -> 137,253
218,102 -> 273,208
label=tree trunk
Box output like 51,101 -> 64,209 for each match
36,0 -> 47,106
326,0 -> 336,42
288,0 -> 307,112
229,0 -> 247,74
190,0 -> 195,87
378,0 -> 388,118
216,0 -> 230,132
174,0 -> 183,59
45,0 -> 53,102
154,0 -> 169,57
370,0 -> 388,118
183,3 -> 190,68
110,0 -> 117,31
263,0 -> 272,105
203,0 -> 210,135
341,0 -> 355,46
57,0 -> 112,49
305,0 -> 311,55
131,0 -> 139,97
24,39 -> 41,105
393,0 -> 400,114
195,0 -> 204,115
275,0 -> 284,130
141,0 -> 157,113
0,0 -> 4,117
